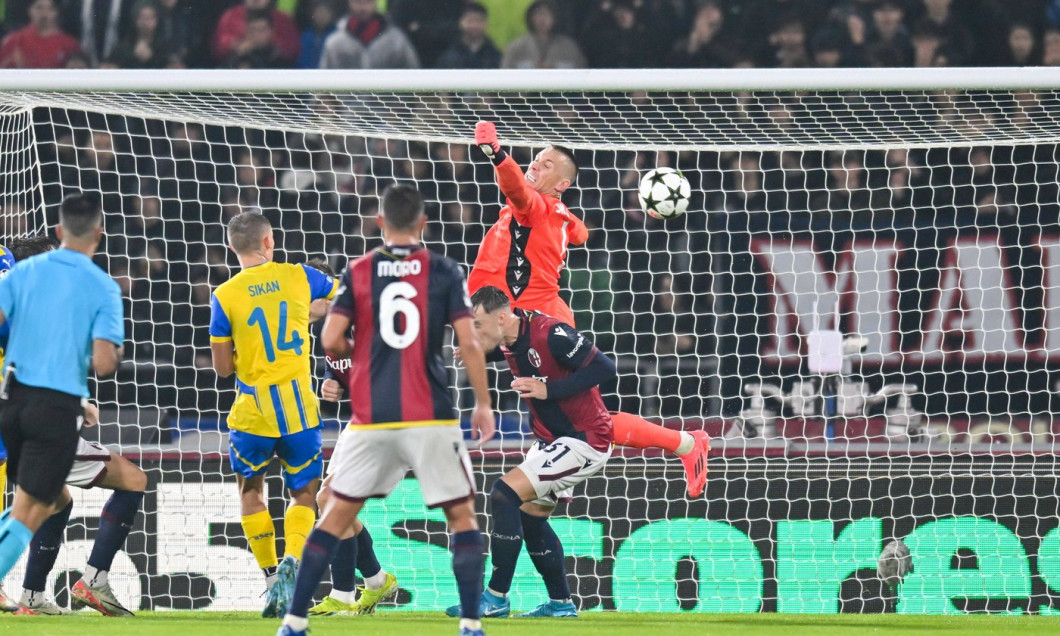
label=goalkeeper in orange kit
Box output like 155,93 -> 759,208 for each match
468,121 -> 710,497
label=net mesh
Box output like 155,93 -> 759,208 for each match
0,80 -> 1058,613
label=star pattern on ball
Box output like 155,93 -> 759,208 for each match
642,190 -> 661,211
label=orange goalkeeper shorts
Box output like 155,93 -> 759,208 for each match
515,295 -> 576,327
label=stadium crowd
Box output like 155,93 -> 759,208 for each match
3,0 -> 1060,71
9,0 -> 1060,427
31,91 -> 1060,424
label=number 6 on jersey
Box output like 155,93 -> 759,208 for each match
379,281 -> 420,350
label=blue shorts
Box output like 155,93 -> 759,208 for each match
228,427 -> 323,491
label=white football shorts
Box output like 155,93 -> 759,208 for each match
66,437 -> 112,488
326,424 -> 475,509
520,436 -> 611,507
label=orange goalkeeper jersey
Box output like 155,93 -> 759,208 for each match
469,155 -> 588,312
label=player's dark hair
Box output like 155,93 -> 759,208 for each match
227,212 -> 272,254
470,286 -> 511,314
8,235 -> 58,260
525,0 -> 558,32
304,256 -> 334,276
59,193 -> 103,239
380,184 -> 425,232
549,144 -> 579,182
464,1 -> 487,17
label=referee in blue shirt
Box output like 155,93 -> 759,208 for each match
0,194 -> 124,580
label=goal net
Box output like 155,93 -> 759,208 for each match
1,68 -> 1059,614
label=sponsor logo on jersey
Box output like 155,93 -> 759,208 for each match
377,259 -> 422,278
327,356 -> 352,371
567,334 -> 585,359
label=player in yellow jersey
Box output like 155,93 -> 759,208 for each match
209,212 -> 338,618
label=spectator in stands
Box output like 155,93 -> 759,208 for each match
105,1 -> 174,69
68,131 -> 135,219
296,0 -> 336,68
668,0 -> 735,68
1045,28 -> 1060,65
76,0 -> 130,65
1006,23 -> 1040,66
435,2 -> 501,69
816,3 -> 868,66
224,10 -> 289,68
320,0 -> 420,69
810,26 -> 848,67
737,0 -> 828,64
866,0 -> 912,66
638,0 -> 685,52
910,23 -> 946,66
581,0 -> 660,68
0,0 -> 81,68
0,204 -> 31,236
212,0 -> 299,66
387,0 -> 462,67
156,0 -> 203,67
916,0 -> 972,64
502,0 -> 585,69
766,18 -> 810,67
812,151 -> 873,240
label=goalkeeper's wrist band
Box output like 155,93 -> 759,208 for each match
487,147 -> 507,166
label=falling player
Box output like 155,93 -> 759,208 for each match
469,121 -> 710,497
0,235 -> 146,617
209,213 -> 337,617
446,285 -> 614,618
276,184 -> 495,636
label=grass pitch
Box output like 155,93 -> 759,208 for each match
0,612 -> 1058,636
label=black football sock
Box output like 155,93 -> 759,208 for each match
87,490 -> 143,574
330,537 -> 357,593
451,529 -> 485,619
522,512 -> 571,601
22,500 -> 73,593
355,526 -> 381,580
288,529 -> 340,618
486,480 -> 523,595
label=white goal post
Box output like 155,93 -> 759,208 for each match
1,68 -> 1059,615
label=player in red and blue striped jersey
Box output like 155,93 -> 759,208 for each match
277,185 -> 495,636
446,285 -> 615,619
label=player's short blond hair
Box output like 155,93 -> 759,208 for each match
227,212 -> 272,254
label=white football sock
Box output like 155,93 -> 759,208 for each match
363,570 -> 387,590
459,618 -> 483,631
20,589 -> 42,607
83,565 -> 108,587
675,431 -> 695,455
330,589 -> 353,604
282,615 -> 308,631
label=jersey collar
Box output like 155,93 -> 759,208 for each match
378,244 -> 423,259
510,308 -> 534,350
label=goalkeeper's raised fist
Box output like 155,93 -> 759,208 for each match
475,121 -> 506,164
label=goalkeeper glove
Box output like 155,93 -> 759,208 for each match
475,121 -> 507,165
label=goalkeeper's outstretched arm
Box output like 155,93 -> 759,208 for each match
475,121 -> 550,226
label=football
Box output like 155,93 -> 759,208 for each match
877,538 -> 913,587
638,167 -> 691,219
